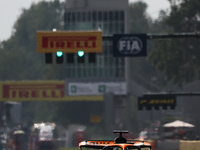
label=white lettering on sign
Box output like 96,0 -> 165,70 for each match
117,37 -> 143,55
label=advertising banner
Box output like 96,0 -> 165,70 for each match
68,82 -> 127,96
113,34 -> 147,57
138,95 -> 176,110
0,81 -> 103,101
37,31 -> 102,53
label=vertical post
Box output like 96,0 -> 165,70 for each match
104,93 -> 114,136
125,58 -> 131,130
125,94 -> 131,130
125,5 -> 131,130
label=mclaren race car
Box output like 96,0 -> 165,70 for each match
79,130 -> 151,150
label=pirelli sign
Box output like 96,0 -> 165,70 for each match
36,31 -> 102,53
138,95 -> 176,110
0,81 -> 103,101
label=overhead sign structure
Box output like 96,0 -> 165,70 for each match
37,31 -> 102,53
113,34 -> 147,57
138,95 -> 176,110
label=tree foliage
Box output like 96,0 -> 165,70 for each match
129,1 -> 169,91
129,2 -> 149,33
0,0 -> 65,126
148,0 -> 200,86
0,0 -> 64,81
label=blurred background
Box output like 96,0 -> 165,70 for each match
0,0 -> 200,150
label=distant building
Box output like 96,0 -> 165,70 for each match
64,0 -> 128,78
64,0 -> 130,132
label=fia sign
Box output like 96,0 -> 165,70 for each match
113,34 -> 147,57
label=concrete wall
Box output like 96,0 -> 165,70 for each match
157,140 -> 180,150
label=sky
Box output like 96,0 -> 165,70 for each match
0,0 -> 170,41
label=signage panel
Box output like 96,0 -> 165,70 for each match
0,81 -> 103,101
138,95 -> 176,110
90,115 -> 101,123
113,34 -> 147,57
68,82 -> 127,96
37,31 -> 102,53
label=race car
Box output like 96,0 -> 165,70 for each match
79,130 -> 151,150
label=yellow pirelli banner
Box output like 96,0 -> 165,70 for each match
0,81 -> 103,101
37,31 -> 102,53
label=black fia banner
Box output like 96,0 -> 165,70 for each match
113,34 -> 147,57
138,95 -> 176,110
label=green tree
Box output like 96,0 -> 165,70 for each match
129,2 -> 168,91
129,2 -> 149,33
0,0 -> 64,81
148,0 -> 200,86
0,0 -> 66,125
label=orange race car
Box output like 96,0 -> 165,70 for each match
79,130 -> 151,150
